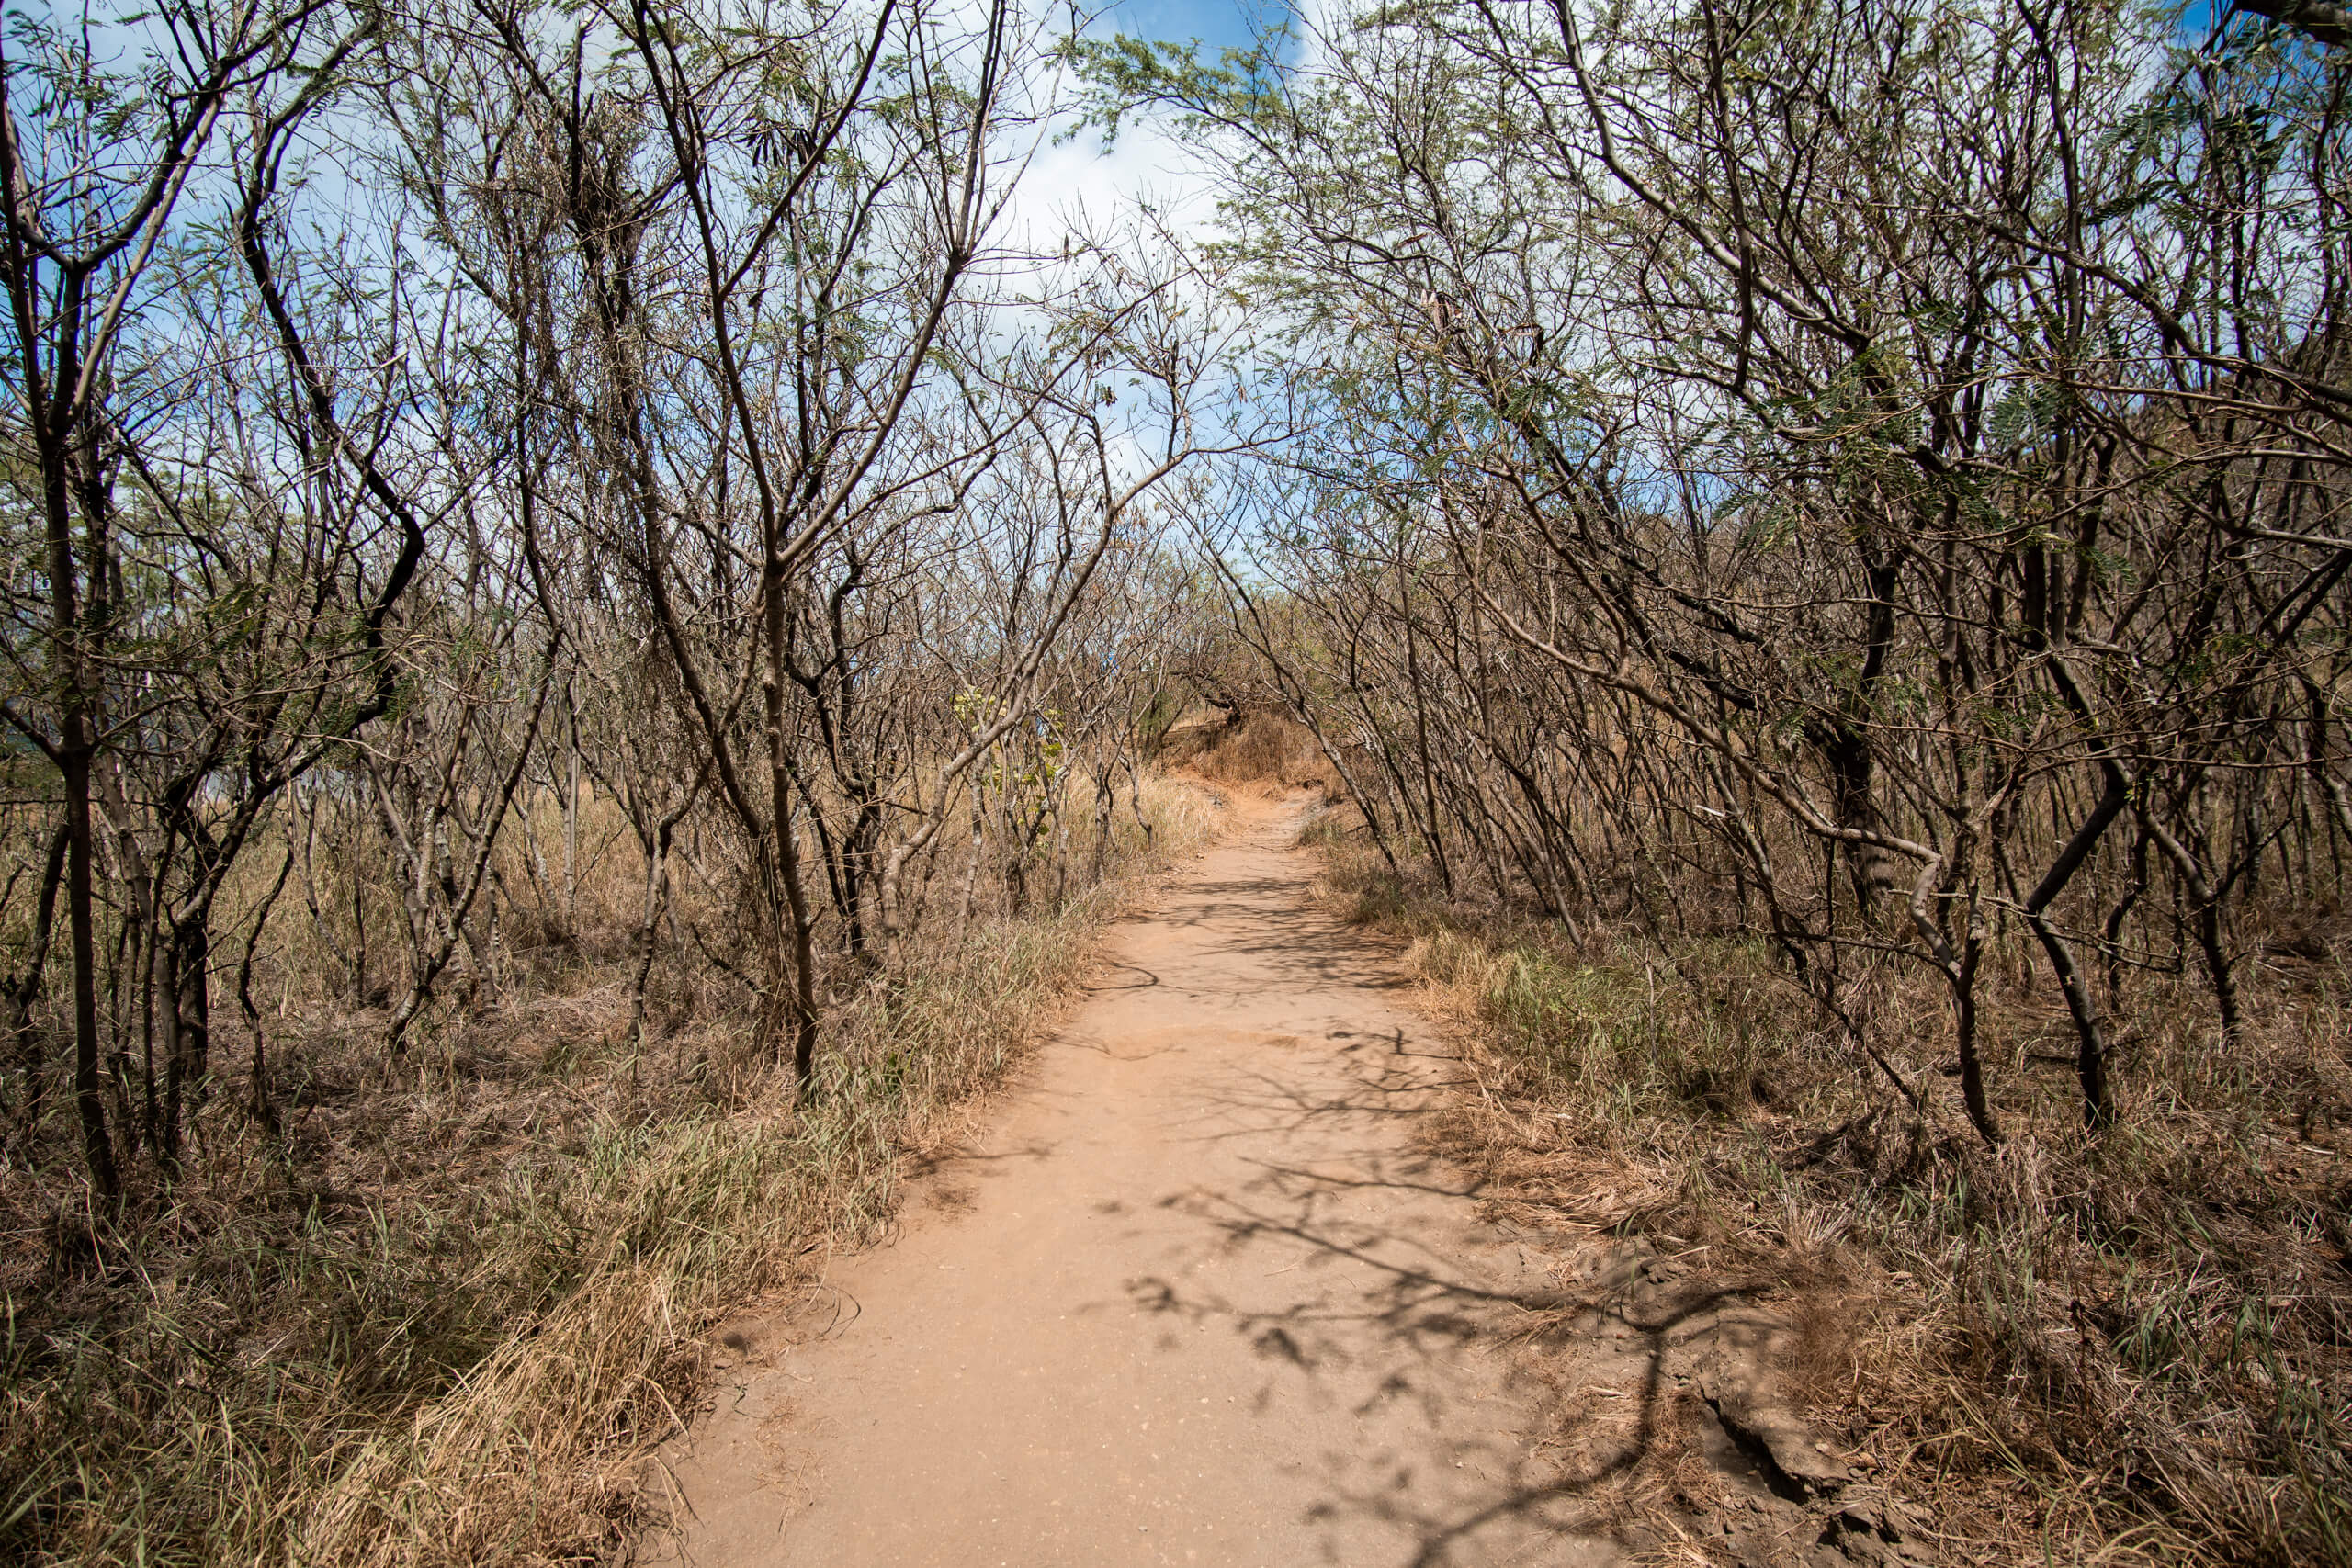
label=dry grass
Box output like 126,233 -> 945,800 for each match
1299,809 -> 2352,1567
1157,709 -> 1340,797
0,773 -> 1221,1568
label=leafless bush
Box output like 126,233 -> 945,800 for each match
0,0 -> 1246,1557
1080,0 -> 2352,1554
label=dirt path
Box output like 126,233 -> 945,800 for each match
651,792 -> 1621,1567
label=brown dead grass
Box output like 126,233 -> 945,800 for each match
1298,807 -> 2352,1568
0,774 -> 1222,1568
1158,708 -> 1342,798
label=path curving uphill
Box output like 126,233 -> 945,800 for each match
652,792 -> 1620,1568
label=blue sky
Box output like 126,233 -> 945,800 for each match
1094,0 -> 1288,55
1003,0 -> 1302,247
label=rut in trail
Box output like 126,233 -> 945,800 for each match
651,792 -> 1623,1568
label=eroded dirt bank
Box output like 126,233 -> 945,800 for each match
649,791 -> 1625,1566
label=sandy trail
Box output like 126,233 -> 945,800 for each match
652,792 -> 1619,1567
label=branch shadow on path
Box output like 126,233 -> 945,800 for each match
1105,989 -> 1717,1568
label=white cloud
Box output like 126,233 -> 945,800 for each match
1000,117 -> 1220,252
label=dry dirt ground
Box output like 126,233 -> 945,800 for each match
646,792 -> 1903,1568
